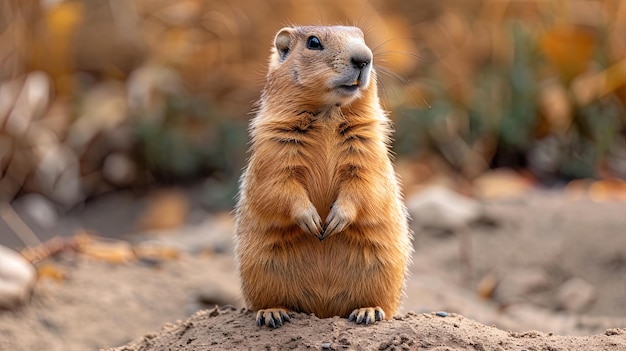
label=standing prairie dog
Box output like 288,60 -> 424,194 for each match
234,25 -> 412,328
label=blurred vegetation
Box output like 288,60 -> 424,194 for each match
0,0 -> 625,209
397,1 -> 626,185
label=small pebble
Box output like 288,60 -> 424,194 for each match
435,311 -> 449,317
321,341 -> 332,349
219,305 -> 238,312
0,245 -> 36,310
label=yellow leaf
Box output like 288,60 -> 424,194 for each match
37,263 -> 65,281
540,26 -> 595,82
46,2 -> 83,35
588,179 -> 626,202
78,237 -> 135,264
134,243 -> 180,261
473,169 -> 533,199
32,1 -> 84,94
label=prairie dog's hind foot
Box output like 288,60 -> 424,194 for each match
348,307 -> 385,325
256,308 -> 291,328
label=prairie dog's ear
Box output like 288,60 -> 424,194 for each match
274,28 -> 294,62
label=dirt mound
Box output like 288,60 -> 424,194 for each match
109,307 -> 626,351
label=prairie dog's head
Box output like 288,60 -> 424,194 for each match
267,26 -> 374,107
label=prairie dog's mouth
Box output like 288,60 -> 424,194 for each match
331,67 -> 370,100
338,85 -> 359,94
339,79 -> 360,92
336,75 -> 364,90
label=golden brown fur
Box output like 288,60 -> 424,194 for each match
234,25 -> 412,327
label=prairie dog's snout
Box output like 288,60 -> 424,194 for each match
338,39 -> 372,89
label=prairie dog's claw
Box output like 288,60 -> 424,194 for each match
256,308 -> 291,328
348,307 -> 385,325
294,202 -> 323,238
320,201 -> 353,240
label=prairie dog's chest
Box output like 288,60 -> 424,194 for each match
314,118 -> 342,157
298,114 -> 344,211
294,110 -> 343,164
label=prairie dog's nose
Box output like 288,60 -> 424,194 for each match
348,39 -> 373,69
351,55 -> 371,69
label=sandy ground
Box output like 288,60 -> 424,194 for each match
109,308 -> 626,351
1,190 -> 626,350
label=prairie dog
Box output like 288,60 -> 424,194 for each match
234,25 -> 412,328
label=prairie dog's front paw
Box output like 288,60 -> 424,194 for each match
293,202 -> 323,238
320,201 -> 355,240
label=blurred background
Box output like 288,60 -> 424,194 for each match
1,0 -> 626,226
1,1 -> 626,349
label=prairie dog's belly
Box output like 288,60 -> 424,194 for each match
246,232 -> 394,318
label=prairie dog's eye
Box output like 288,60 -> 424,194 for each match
306,36 -> 323,50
